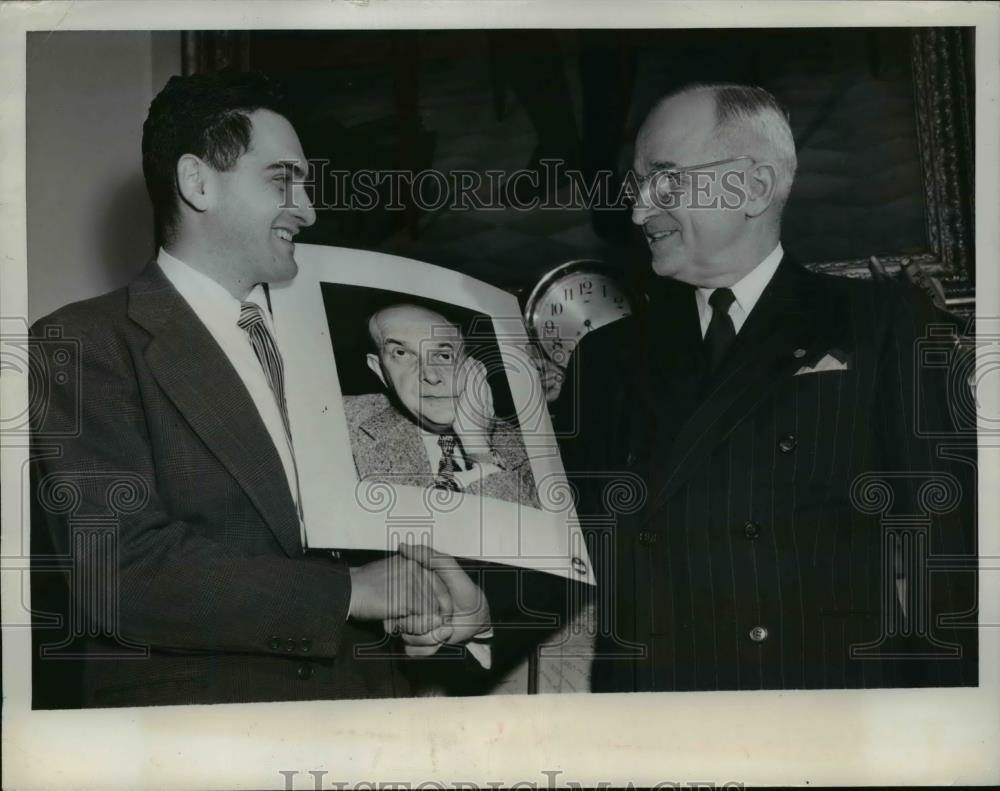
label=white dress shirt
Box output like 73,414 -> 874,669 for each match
695,242 -> 784,338
160,250 -> 491,664
157,248 -> 305,544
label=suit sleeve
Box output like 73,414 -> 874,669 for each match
873,283 -> 977,685
30,315 -> 353,659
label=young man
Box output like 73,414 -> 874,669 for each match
30,72 -> 483,707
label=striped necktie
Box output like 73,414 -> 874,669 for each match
237,301 -> 304,521
435,433 -> 463,491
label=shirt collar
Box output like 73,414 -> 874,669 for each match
421,427 -> 454,446
156,247 -> 268,326
696,241 -> 784,318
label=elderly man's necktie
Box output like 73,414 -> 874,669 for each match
435,433 -> 464,491
704,287 -> 737,373
237,301 -> 304,520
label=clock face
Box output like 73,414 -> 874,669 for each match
526,263 -> 633,368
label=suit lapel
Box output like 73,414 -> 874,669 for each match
358,401 -> 433,483
645,256 -> 844,515
492,424 -> 530,471
127,264 -> 303,557
612,279 -> 702,445
645,278 -> 705,442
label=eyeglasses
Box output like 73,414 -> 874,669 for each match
626,155 -> 755,206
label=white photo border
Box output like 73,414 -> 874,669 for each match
1,2 -> 998,789
271,244 -> 595,583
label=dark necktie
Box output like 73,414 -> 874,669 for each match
435,433 -> 463,492
704,287 -> 737,373
237,301 -> 304,520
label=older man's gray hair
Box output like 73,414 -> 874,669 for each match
659,82 -> 798,216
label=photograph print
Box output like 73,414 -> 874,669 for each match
322,284 -> 541,511
269,244 -> 594,585
8,7 -> 995,788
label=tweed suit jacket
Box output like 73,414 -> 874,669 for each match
343,392 -> 541,509
30,263 -> 407,708
557,255 -> 977,692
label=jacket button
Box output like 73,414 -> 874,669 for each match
285,638 -> 297,653
778,434 -> 797,453
749,625 -> 769,643
743,521 -> 761,540
297,663 -> 314,680
638,531 -> 658,546
300,638 -> 312,654
267,636 -> 281,650
626,451 -> 637,466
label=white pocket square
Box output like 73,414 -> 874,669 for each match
794,352 -> 850,375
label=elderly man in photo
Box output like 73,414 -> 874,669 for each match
343,304 -> 562,692
344,303 -> 540,509
557,83 -> 976,692
30,71 -> 486,707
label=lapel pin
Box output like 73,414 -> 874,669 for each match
793,348 -> 806,359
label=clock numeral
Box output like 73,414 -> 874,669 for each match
550,302 -> 564,316
579,280 -> 593,296
563,288 -> 574,301
601,283 -> 608,297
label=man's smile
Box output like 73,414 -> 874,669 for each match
273,227 -> 296,245
646,228 -> 679,245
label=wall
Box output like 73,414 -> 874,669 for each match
26,31 -> 181,322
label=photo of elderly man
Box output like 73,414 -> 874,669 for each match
337,298 -> 540,509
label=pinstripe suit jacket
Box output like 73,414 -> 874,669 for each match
30,263 -> 407,707
559,255 -> 977,692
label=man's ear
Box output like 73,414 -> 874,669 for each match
176,154 -> 211,213
366,353 -> 387,387
743,162 -> 777,219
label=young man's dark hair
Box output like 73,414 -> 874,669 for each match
141,71 -> 287,245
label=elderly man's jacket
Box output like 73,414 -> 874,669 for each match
557,255 -> 977,692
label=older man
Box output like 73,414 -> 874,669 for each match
343,302 -> 540,509
558,83 -> 976,691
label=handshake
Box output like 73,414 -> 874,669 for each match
347,542 -> 491,655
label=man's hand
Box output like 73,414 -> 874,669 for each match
383,543 -> 491,653
452,460 -> 503,489
524,340 -> 567,403
348,551 -> 453,636
453,355 -> 495,455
